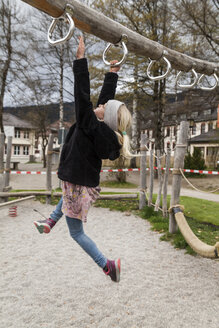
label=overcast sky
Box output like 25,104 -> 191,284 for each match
18,0 -> 37,14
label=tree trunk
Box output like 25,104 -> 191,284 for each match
59,43 -> 64,129
130,64 -> 139,168
139,133 -> 147,209
154,150 -> 163,211
130,90 -> 138,168
162,148 -> 171,217
148,149 -> 154,206
169,121 -> 189,233
0,133 -> 5,202
0,4 -> 12,133
46,134 -> 54,204
115,156 -> 126,183
5,136 -> 12,188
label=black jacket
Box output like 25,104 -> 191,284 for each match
58,58 -> 121,187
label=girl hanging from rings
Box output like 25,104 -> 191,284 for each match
34,35 -> 134,283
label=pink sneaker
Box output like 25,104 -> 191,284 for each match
104,259 -> 121,282
33,218 -> 56,234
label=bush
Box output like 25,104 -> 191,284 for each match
184,148 -> 206,177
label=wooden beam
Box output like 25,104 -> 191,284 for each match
0,191 -> 138,199
22,0 -> 63,17
0,196 -> 35,208
22,0 -> 218,75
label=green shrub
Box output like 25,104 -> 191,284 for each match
184,148 -> 206,177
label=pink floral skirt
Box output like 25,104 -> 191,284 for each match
61,181 -> 101,222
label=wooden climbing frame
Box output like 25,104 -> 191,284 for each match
22,0 -> 219,76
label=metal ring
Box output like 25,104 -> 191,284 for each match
175,69 -> 198,89
103,34 -> 128,67
197,73 -> 218,91
147,56 -> 171,81
48,7 -> 75,46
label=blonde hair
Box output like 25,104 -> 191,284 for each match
115,104 -> 139,159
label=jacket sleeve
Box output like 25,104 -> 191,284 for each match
73,58 -> 96,128
96,72 -> 118,106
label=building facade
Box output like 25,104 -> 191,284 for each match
4,113 -> 36,163
143,89 -> 219,167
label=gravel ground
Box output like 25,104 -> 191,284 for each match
0,199 -> 218,328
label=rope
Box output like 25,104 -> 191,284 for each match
180,168 -> 219,194
143,144 -> 167,160
142,188 -> 163,212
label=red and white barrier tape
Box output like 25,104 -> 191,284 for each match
8,168 -> 219,175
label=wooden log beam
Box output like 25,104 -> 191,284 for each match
21,0 -> 218,75
0,196 -> 35,208
0,191 -> 138,199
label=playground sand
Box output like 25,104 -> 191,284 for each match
0,199 -> 218,328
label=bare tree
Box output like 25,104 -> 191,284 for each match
172,0 -> 219,58
0,0 -> 30,133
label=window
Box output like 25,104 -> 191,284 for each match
23,131 -> 29,139
208,122 -> 213,131
204,109 -> 211,116
191,112 -> 198,119
201,123 -> 205,134
192,124 -> 196,135
4,145 -> 7,155
166,127 -> 170,137
167,142 -> 170,149
23,146 -> 29,155
15,129 -> 20,138
151,130 -> 155,138
180,114 -> 186,120
173,126 -> 177,136
14,146 -> 20,155
172,142 -> 176,150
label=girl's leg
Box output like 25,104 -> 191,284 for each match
66,216 -> 107,269
50,197 -> 63,222
34,197 -> 63,234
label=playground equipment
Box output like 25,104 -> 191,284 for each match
9,206 -> 17,217
17,0 -> 219,259
21,0 -> 218,77
140,122 -> 219,259
169,205 -> 219,259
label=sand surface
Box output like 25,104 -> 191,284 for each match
0,199 -> 218,328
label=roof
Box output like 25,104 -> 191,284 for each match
142,88 -> 219,129
3,113 -> 35,129
189,129 -> 219,144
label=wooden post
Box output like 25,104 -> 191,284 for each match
169,121 -> 189,233
5,136 -> 12,188
162,148 -> 171,217
148,149 -> 154,206
46,134 -> 54,204
139,133 -> 147,210
155,150 -> 163,211
0,133 -> 5,203
21,0 -> 218,75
